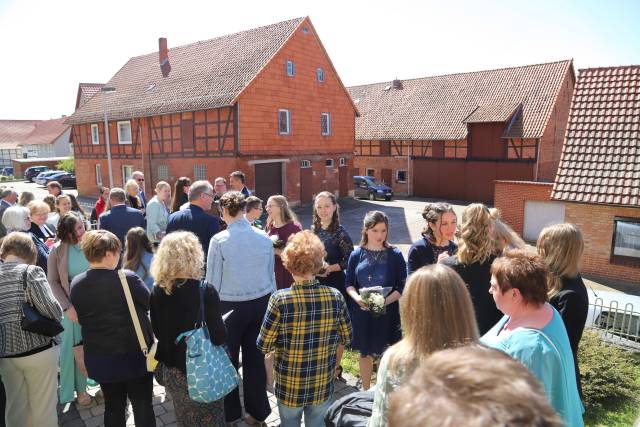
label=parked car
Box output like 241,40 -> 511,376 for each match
587,287 -> 640,346
42,171 -> 69,185
0,167 -> 13,176
353,175 -> 394,201
35,170 -> 64,186
56,173 -> 77,188
24,165 -> 50,182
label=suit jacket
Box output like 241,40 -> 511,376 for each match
166,204 -> 219,258
47,241 -> 73,310
0,201 -> 11,238
30,222 -> 56,242
99,204 -> 145,245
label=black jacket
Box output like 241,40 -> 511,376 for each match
30,222 -> 56,242
70,269 -> 153,356
407,236 -> 457,274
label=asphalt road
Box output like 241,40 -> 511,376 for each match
3,179 -> 78,200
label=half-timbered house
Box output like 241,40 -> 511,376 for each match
347,60 -> 575,202
67,17 -> 357,204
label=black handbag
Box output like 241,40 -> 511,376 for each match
20,266 -> 64,337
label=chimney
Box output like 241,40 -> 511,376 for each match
392,78 -> 403,90
159,37 -> 171,77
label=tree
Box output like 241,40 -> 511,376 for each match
57,158 -> 75,173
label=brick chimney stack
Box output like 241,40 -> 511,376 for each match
159,37 -> 171,77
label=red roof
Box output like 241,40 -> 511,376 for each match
75,83 -> 104,110
552,66 -> 640,207
0,118 -> 70,149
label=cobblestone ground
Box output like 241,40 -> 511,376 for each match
57,373 -> 359,426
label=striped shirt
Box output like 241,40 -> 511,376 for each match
0,262 -> 63,357
257,279 -> 352,407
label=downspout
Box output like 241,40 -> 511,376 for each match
407,140 -> 411,196
534,138 -> 541,181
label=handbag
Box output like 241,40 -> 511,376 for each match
119,270 -> 158,372
20,265 -> 64,337
175,282 -> 239,403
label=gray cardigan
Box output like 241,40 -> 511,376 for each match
47,241 -> 73,310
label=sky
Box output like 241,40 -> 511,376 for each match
1,0 -> 639,120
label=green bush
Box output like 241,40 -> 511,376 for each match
579,330 -> 640,411
57,158 -> 75,173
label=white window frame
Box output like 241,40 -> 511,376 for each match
321,112 -> 331,136
91,124 -> 100,145
278,109 -> 291,135
325,159 -> 334,168
396,170 -> 408,183
117,121 -> 132,145
339,157 -> 346,167
286,60 -> 295,76
300,160 -> 311,168
316,68 -> 325,82
95,164 -> 103,186
122,165 -> 133,184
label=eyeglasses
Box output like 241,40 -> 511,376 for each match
202,192 -> 214,198
136,178 -> 144,182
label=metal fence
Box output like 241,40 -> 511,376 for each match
587,297 -> 640,351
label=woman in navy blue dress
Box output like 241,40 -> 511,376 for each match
312,191 -> 354,379
345,211 -> 406,390
407,202 -> 458,274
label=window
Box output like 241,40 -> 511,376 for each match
117,121 -> 132,145
278,109 -> 291,135
194,164 -> 207,181
286,60 -> 295,76
316,68 -> 325,82
321,112 -> 331,136
301,160 -> 311,168
325,159 -> 334,168
396,170 -> 407,183
91,124 -> 99,145
122,165 -> 133,184
339,157 -> 346,167
157,164 -> 169,181
366,168 -> 375,177
95,164 -> 103,186
612,218 -> 640,264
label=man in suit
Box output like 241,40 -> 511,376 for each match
132,171 -> 147,209
98,187 -> 145,246
0,187 -> 18,238
166,180 -> 219,258
229,170 -> 251,197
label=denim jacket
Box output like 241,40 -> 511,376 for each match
205,218 -> 276,301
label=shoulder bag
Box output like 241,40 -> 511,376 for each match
119,270 -> 158,372
21,265 -> 64,337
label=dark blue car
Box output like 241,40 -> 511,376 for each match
353,175 -> 394,201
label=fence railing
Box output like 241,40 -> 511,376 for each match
587,297 -> 640,351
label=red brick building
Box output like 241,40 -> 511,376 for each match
67,17 -> 357,205
495,66 -> 640,286
348,60 -> 575,202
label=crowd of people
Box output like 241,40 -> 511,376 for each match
0,170 -> 590,427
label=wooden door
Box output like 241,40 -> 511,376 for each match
300,166 -> 313,204
381,168 -> 393,186
338,165 -> 349,197
254,162 -> 282,202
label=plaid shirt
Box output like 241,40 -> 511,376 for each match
257,279 -> 352,407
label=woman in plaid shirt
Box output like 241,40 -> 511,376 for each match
257,230 -> 352,427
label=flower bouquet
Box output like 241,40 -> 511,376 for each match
359,286 -> 393,318
270,235 -> 286,250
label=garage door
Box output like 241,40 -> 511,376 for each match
254,162 -> 283,202
523,201 -> 565,242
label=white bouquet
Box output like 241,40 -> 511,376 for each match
359,286 -> 392,317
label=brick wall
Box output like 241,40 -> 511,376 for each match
565,202 -> 640,286
536,66 -> 575,182
493,180 -> 554,234
353,156 -> 409,195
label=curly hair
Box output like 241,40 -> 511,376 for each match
281,230 -> 326,277
57,212 -> 83,244
457,203 -> 494,265
312,191 -> 340,233
151,231 -> 204,295
219,191 -> 247,217
421,202 -> 456,242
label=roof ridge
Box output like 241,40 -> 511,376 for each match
578,64 -> 640,72
347,59 -> 573,89
132,17 -> 306,60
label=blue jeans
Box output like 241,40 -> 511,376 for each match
278,398 -> 332,427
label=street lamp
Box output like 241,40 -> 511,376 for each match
101,86 -> 116,187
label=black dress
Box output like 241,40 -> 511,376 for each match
315,225 -> 354,300
549,274 -> 588,395
442,254 -> 501,335
407,236 -> 457,274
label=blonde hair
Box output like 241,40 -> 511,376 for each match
151,231 -> 203,295
27,200 -> 50,216
282,230 -> 326,277
155,181 -> 170,192
457,203 -> 494,265
0,232 -> 37,264
537,223 -> 584,298
267,195 -> 298,228
489,208 -> 526,253
387,264 -> 478,375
